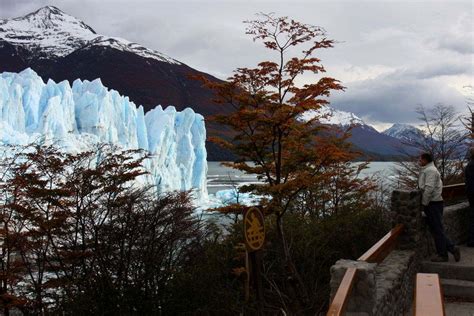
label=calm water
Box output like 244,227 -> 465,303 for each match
207,161 -> 398,194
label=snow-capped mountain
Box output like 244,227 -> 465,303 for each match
383,123 -> 425,144
0,6 -> 179,63
81,36 -> 179,64
0,6 -> 226,158
0,68 -> 207,201
301,106 -> 382,135
301,106 -> 365,127
301,107 -> 419,158
0,6 -> 417,160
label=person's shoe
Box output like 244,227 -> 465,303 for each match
452,247 -> 461,262
430,255 -> 449,262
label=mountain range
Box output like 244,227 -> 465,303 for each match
0,6 -> 419,160
302,109 -> 421,158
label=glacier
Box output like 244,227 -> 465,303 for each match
0,68 -> 208,201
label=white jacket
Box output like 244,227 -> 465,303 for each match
418,162 -> 443,206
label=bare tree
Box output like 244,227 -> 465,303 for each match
395,103 -> 467,188
460,86 -> 474,141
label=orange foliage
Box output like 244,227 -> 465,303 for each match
195,13 -> 376,310
197,13 -> 348,217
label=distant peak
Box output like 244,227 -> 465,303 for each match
24,5 -> 68,21
11,5 -> 97,34
383,123 -> 424,144
392,123 -> 412,127
35,5 -> 64,14
0,6 -> 179,63
384,123 -> 418,132
299,105 -> 367,127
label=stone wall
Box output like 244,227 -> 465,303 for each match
329,250 -> 417,316
418,200 -> 470,257
370,189 -> 426,315
328,190 -> 422,315
390,190 -> 423,250
444,201 -> 470,245
330,260 -> 376,315
328,190 -> 470,315
373,250 -> 416,316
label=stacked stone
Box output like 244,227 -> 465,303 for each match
328,190 -> 423,315
444,201 -> 470,244
373,250 -> 416,316
391,190 -> 422,250
327,189 -> 470,315
329,260 -> 376,316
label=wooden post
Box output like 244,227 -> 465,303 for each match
243,207 -> 266,315
249,250 -> 264,315
245,250 -> 250,302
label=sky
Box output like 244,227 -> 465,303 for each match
1,0 -> 473,131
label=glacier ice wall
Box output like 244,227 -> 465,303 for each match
0,68 -> 208,200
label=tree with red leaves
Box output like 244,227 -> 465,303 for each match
199,13 -> 350,308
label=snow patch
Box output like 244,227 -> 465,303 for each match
383,123 -> 425,143
300,106 -> 366,126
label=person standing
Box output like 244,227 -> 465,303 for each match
419,153 -> 461,262
465,147 -> 474,247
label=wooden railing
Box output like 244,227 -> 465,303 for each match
326,183 -> 464,316
414,273 -> 445,316
442,183 -> 466,204
326,267 -> 358,316
326,224 -> 404,316
358,224 -> 404,263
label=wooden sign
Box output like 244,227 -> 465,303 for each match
243,207 -> 265,252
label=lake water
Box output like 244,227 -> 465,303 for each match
207,161 -> 398,194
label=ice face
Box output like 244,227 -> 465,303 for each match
0,68 -> 208,201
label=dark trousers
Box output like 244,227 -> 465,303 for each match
423,201 -> 455,257
468,196 -> 474,244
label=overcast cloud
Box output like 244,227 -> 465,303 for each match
1,0 -> 472,130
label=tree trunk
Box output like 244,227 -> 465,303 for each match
275,214 -> 309,308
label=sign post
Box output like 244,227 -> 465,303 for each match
243,207 -> 265,314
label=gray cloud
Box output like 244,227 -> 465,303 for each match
0,0 -> 472,125
389,61 -> 473,80
436,37 -> 474,55
0,0 -> 47,18
332,76 -> 467,124
429,12 -> 473,55
331,59 -> 473,124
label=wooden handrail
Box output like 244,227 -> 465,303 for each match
326,224 -> 405,315
414,273 -> 445,316
358,224 -> 404,263
325,183 -> 462,316
326,267 -> 358,316
442,183 -> 465,202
